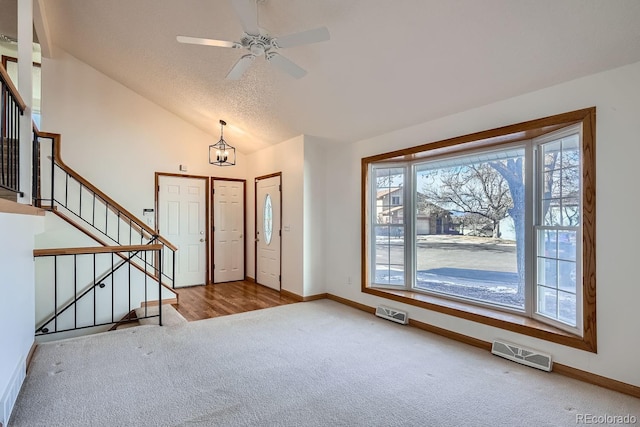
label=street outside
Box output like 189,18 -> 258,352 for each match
375,234 -> 576,322
376,234 -> 523,308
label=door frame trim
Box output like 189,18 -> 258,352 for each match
211,177 -> 247,283
255,172 -> 282,290
155,172 -> 211,285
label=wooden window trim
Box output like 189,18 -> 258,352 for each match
361,107 -> 596,353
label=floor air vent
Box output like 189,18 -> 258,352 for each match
375,305 -> 408,325
491,340 -> 552,372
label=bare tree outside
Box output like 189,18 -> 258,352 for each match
421,163 -> 514,239
421,158 -> 526,299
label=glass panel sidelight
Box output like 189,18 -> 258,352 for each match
535,131 -> 581,327
372,166 -> 405,286
264,194 -> 273,245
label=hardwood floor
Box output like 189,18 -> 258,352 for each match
170,280 -> 300,322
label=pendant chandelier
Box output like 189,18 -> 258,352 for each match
209,119 -> 236,166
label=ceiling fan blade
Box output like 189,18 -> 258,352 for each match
266,52 -> 307,79
230,0 -> 260,36
226,54 -> 256,80
272,27 -> 330,49
176,36 -> 241,49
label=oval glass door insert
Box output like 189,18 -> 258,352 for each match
264,193 -> 273,245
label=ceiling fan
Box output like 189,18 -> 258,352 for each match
176,0 -> 330,80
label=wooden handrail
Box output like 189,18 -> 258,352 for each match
34,244 -> 163,257
0,63 -> 27,111
46,209 -> 176,290
34,129 -> 178,252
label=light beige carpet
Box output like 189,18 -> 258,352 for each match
10,300 -> 640,426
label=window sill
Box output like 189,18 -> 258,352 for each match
363,286 -> 596,353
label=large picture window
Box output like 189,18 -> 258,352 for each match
363,108 -> 595,351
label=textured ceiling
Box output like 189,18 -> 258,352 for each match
32,0 -> 640,152
0,0 -> 17,40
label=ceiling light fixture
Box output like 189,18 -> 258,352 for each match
209,120 -> 236,166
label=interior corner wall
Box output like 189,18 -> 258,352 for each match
40,48 -> 247,220
325,60 -> 640,387
0,212 -> 44,425
303,136 -> 327,297
245,135 -> 304,296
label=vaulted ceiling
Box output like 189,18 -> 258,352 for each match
4,0 -> 640,153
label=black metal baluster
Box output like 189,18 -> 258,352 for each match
54,256 -> 58,333
79,182 -> 83,218
158,249 -> 162,326
50,144 -> 54,206
31,129 -> 38,205
144,248 -> 148,318
128,249 -> 131,313
105,201 -> 108,237
64,172 -> 69,208
93,253 -> 96,327
111,252 -> 114,324
0,86 -> 5,187
74,254 -> 77,330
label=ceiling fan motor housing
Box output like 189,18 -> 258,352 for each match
243,33 -> 272,57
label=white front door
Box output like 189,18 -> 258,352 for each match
256,175 -> 281,290
213,179 -> 245,283
158,176 -> 207,288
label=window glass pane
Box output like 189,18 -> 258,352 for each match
557,231 -> 577,261
414,148 -> 525,309
544,205 -> 562,226
538,230 -> 557,258
538,258 -> 557,287
558,260 -> 576,292
373,167 -> 405,286
560,198 -> 580,226
560,167 -> 580,198
264,194 -> 273,245
561,135 -> 580,168
537,286 -> 558,319
558,291 -> 577,326
541,136 -> 581,227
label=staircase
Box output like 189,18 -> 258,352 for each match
32,129 -> 179,337
2,60 -> 178,338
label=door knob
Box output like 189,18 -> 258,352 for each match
200,238 -> 205,242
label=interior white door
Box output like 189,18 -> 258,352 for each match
213,180 -> 245,283
158,176 -> 207,288
256,175 -> 281,290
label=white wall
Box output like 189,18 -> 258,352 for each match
41,49 -> 247,221
303,136 -> 327,296
245,135 -> 304,295
244,135 -> 327,297
0,212 -> 44,425
325,60 -> 640,387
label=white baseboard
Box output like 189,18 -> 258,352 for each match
0,359 -> 26,427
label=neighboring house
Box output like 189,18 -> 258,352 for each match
376,187 -> 403,224
376,188 -> 454,235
